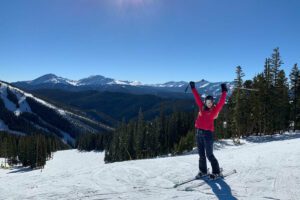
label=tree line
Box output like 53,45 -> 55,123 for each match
102,47 -> 300,163
0,131 -> 68,169
104,108 -> 195,163
222,48 -> 299,141
75,132 -> 111,152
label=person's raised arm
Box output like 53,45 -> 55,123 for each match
190,81 -> 204,108
213,83 -> 227,118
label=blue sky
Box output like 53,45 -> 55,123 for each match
0,0 -> 299,84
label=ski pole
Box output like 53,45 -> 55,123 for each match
184,84 -> 190,93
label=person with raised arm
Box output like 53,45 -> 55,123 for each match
190,81 -> 227,179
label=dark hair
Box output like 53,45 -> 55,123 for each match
205,95 -> 214,102
203,95 -> 215,111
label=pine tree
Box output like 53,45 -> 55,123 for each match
270,47 -> 284,86
264,58 -> 273,88
242,80 -> 256,136
289,63 -> 300,131
136,107 -> 145,159
252,74 -> 266,135
262,58 -> 276,134
269,48 -> 288,134
7,136 -> 18,166
2,137 -> 8,168
119,119 -> 130,161
158,105 -> 166,154
152,118 -> 161,156
232,66 -> 245,141
127,121 -> 136,159
275,70 -> 290,132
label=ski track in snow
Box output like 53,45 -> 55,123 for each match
1,132 -> 300,200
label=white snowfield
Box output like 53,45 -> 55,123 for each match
1,132 -> 300,200
0,83 -> 32,116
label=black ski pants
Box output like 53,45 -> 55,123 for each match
196,128 -> 220,174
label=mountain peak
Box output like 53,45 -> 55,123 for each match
29,74 -> 77,86
86,75 -> 105,79
38,73 -> 58,79
30,74 -> 58,84
197,79 -> 209,83
78,75 -> 114,86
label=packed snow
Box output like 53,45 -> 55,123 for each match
1,132 -> 300,200
0,83 -> 32,116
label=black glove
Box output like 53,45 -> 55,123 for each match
190,81 -> 195,89
221,83 -> 228,92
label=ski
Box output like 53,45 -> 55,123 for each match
184,169 -> 237,191
173,175 -> 208,188
173,177 -> 197,188
173,169 -> 210,188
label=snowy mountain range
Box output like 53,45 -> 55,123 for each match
22,74 -> 143,87
12,74 -> 235,98
5,75 -> 236,134
0,80 -> 113,146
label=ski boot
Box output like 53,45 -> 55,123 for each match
209,173 -> 223,180
195,171 -> 208,179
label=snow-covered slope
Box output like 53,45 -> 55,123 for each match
0,82 -> 32,116
0,81 -> 112,143
151,81 -> 188,88
77,75 -> 143,86
1,132 -> 299,200
0,80 -> 70,116
26,74 -> 78,86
